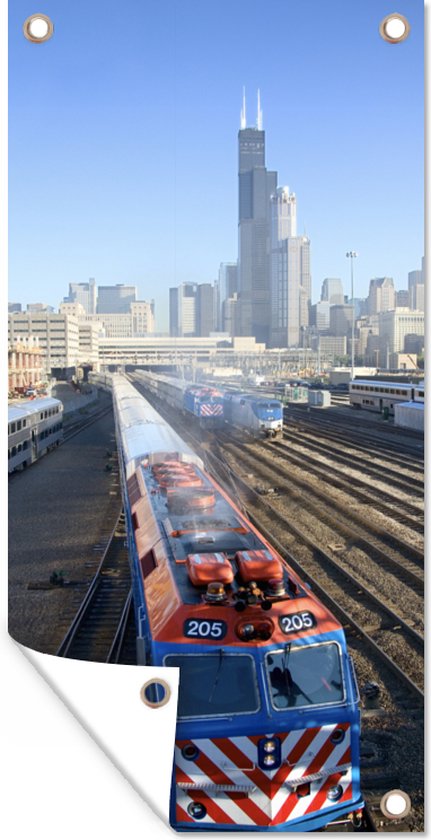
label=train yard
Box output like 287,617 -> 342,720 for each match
9,377 -> 424,831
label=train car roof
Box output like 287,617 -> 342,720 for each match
350,380 -> 414,388
8,397 -> 62,421
113,375 -> 203,469
225,392 -> 281,403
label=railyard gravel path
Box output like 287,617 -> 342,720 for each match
8,407 -> 122,653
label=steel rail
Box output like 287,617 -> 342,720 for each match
219,434 -> 424,572
280,428 -> 424,493
56,509 -> 126,658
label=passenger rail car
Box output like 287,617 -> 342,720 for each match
8,397 -> 63,473
349,380 -> 415,414
88,371 -> 114,391
133,371 -> 224,428
223,392 -> 283,437
113,375 -> 363,832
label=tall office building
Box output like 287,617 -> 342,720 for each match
367,277 -> 396,315
217,262 -> 238,331
97,284 -> 137,314
237,90 -> 277,343
408,264 -> 424,311
321,277 -> 344,305
169,283 -> 197,337
270,187 -> 311,347
196,284 -> 216,337
65,278 -> 97,314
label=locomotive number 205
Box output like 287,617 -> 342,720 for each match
184,618 -> 227,640
279,611 -> 316,634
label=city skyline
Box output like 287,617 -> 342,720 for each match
9,0 -> 424,330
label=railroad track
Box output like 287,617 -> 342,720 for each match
218,435 -> 423,576
285,406 -> 424,462
281,428 -> 424,494
62,405 -> 113,443
206,446 -> 423,690
264,438 -> 424,534
56,511 -> 135,663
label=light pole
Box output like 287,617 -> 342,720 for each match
346,251 -> 358,380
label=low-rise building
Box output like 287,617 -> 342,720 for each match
8,337 -> 45,393
8,312 -> 80,375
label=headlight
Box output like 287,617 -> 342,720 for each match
327,784 -> 343,802
187,802 -> 207,819
258,737 -> 281,770
263,740 -> 277,753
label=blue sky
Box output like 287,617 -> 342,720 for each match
9,0 -> 424,330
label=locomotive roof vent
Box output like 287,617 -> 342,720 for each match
235,549 -> 283,583
166,488 -> 216,512
186,552 -> 234,587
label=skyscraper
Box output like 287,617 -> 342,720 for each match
321,277 -> 344,305
237,90 -> 277,344
196,284 -> 216,336
97,284 -> 137,314
270,187 -> 311,348
367,277 -> 396,315
169,283 -> 197,337
217,262 -> 238,331
65,278 -> 97,314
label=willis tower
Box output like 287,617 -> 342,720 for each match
238,90 -> 277,344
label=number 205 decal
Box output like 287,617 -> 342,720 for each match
279,611 -> 316,634
184,618 -> 227,640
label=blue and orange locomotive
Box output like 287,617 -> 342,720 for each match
112,375 -> 363,832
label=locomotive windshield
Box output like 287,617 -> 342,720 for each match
265,642 -> 344,709
253,402 -> 282,419
165,652 -> 260,718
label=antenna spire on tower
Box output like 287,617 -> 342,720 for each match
240,86 -> 247,129
256,88 -> 263,130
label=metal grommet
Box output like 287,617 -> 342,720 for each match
380,789 -> 412,819
379,13 -> 410,43
23,14 -> 54,43
140,679 -> 171,708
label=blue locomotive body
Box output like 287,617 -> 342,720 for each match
224,392 -> 283,438
112,374 -> 363,832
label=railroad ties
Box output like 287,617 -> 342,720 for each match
56,511 -> 136,664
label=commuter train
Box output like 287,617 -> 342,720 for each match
223,391 -> 283,438
88,371 -> 114,391
348,379 -> 422,414
133,370 -> 224,429
8,397 -> 63,473
112,374 -> 363,832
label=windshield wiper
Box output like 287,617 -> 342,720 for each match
208,648 -> 225,703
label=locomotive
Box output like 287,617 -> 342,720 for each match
133,370 -> 224,429
223,391 -> 283,438
112,374 -> 363,832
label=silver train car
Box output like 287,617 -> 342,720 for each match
8,397 -> 63,473
349,380 -> 415,414
88,371 -> 114,391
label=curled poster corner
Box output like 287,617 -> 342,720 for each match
14,640 -> 179,833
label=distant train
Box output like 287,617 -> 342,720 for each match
8,397 -> 63,473
223,391 -> 283,438
88,371 -> 114,391
112,374 -> 363,832
349,380 -> 419,414
132,371 -> 224,428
